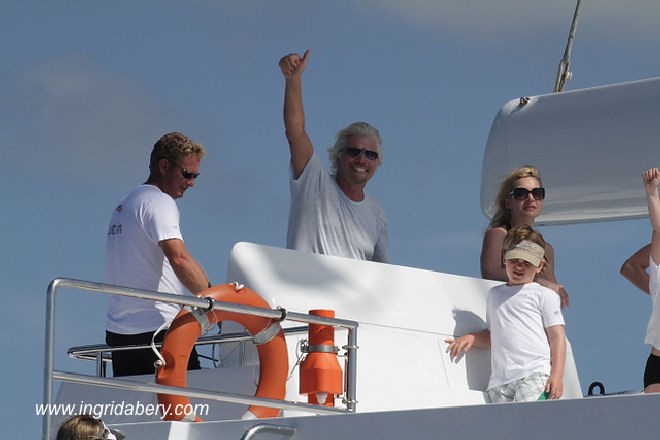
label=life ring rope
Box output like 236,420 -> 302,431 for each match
151,319 -> 172,368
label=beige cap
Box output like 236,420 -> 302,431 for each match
504,240 -> 545,267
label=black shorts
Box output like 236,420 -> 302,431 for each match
106,330 -> 200,377
643,352 -> 660,388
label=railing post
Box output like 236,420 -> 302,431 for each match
345,326 -> 358,412
42,279 -> 61,440
95,351 -> 105,378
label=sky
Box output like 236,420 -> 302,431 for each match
2,1 -> 660,436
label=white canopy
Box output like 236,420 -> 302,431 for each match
480,77 -> 660,225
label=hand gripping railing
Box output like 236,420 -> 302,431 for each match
42,278 -> 359,440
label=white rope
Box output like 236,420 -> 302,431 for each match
151,320 -> 172,369
229,281 -> 245,291
286,339 -> 306,382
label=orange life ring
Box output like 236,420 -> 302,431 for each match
156,283 -> 288,421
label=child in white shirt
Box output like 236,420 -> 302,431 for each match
446,225 -> 566,402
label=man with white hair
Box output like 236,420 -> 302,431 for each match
278,49 -> 388,262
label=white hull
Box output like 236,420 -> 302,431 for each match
114,392 -> 659,439
49,242 -> 658,440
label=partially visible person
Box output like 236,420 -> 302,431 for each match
620,243 -> 651,294
480,165 -> 569,307
639,167 -> 660,393
56,414 -> 125,440
279,49 -> 388,262
106,132 -> 211,377
447,225 -> 566,402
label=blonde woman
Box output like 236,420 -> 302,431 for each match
480,166 -> 569,307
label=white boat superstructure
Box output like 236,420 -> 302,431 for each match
481,76 -> 660,225
45,241 -> 658,439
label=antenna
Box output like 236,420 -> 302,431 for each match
553,0 -> 582,92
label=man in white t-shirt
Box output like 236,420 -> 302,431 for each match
446,225 -> 566,402
105,132 -> 211,377
278,50 -> 388,263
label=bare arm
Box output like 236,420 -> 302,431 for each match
159,238 -> 209,295
279,50 -> 313,178
445,329 -> 491,358
643,168 -> 660,267
544,324 -> 566,399
535,243 -> 570,308
620,244 -> 651,295
480,227 -> 508,281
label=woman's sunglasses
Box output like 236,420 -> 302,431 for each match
510,187 -> 545,201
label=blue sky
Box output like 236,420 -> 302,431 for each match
3,1 -> 660,436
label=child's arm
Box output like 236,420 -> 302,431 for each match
445,330 -> 490,358
545,324 -> 566,399
643,168 -> 660,266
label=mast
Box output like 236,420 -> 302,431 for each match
553,0 -> 582,92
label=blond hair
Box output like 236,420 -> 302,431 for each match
148,132 -> 206,175
490,165 -> 542,228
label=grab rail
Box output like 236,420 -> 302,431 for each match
240,423 -> 296,440
67,326 -> 309,377
42,278 -> 359,440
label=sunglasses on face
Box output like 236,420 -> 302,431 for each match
510,187 -> 545,200
175,164 -> 200,180
343,147 -> 379,161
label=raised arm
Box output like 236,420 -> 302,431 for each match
159,238 -> 210,295
279,49 -> 313,178
620,244 -> 651,295
643,167 -> 660,266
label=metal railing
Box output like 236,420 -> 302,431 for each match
240,423 -> 296,440
66,326 -> 310,377
42,278 -> 359,440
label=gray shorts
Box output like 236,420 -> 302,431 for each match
486,373 -> 549,403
